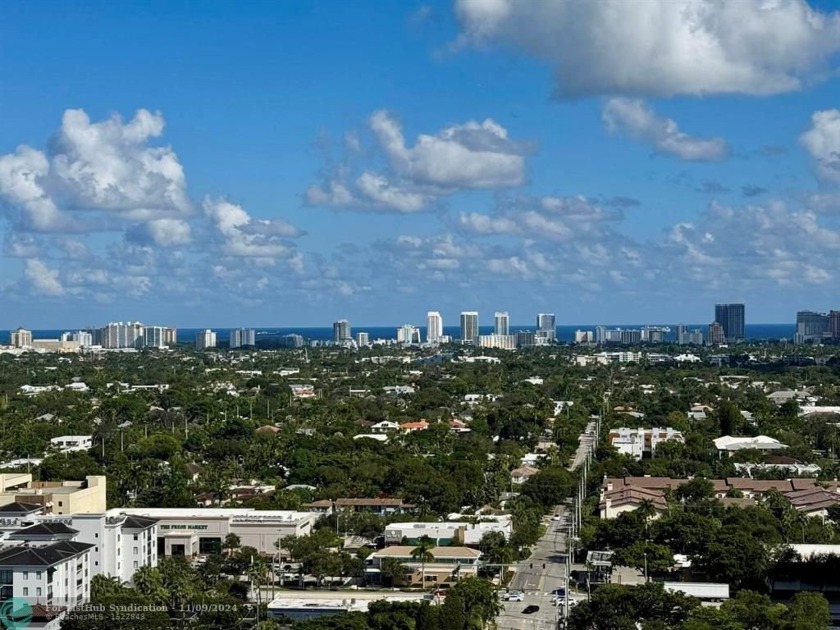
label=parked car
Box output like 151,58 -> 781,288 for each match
523,605 -> 540,614
504,591 -> 524,602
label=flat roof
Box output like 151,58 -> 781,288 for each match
111,508 -> 319,520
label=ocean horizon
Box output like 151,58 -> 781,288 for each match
0,324 -> 797,345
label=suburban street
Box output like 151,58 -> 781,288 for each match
497,420 -> 596,629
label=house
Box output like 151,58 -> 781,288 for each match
713,435 -> 788,456
510,465 -> 539,485
371,421 -> 399,433
49,436 -> 93,453
400,420 -> 429,433
365,546 -> 481,586
302,498 -> 415,516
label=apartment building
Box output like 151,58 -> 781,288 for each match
608,427 -> 684,460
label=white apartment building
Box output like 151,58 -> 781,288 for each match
426,312 -> 443,343
0,539 -> 93,629
608,427 -> 684,460
142,326 -> 167,348
49,436 -> 93,454
60,331 -> 93,347
101,322 -> 144,349
195,329 -> 217,350
355,332 -> 369,346
67,513 -> 157,584
396,325 -> 420,344
230,328 -> 256,348
477,334 -> 517,350
494,312 -> 509,336
9,328 -> 33,348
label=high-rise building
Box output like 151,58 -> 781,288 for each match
688,329 -> 704,345
62,331 -> 94,347
595,325 -> 606,344
426,311 -> 443,343
195,329 -> 217,350
281,334 -> 304,348
163,327 -> 177,346
795,311 -> 829,343
536,313 -> 556,341
494,312 -> 510,336
676,324 -> 688,345
831,311 -> 840,340
397,325 -> 420,344
142,326 -> 167,348
333,320 -> 351,343
101,322 -> 144,349
230,328 -> 256,348
355,332 -> 369,346
460,312 -> 479,343
10,328 -> 32,348
714,304 -> 745,342
708,321 -> 725,345
516,330 -> 535,348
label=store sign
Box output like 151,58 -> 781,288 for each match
160,524 -> 208,530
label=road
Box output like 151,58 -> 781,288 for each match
496,513 -> 583,630
569,421 -> 596,471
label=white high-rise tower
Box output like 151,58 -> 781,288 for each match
494,312 -> 510,336
460,311 -> 479,343
426,311 -> 443,343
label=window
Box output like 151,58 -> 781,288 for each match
22,588 -> 28,597
22,572 -> 28,579
36,572 -> 41,580
36,587 -> 41,597
133,547 -> 138,555
95,533 -> 98,538
133,534 -> 138,541
57,501 -> 62,507
133,561 -> 138,569
95,562 -> 98,567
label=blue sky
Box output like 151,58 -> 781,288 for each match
1,0 -> 840,328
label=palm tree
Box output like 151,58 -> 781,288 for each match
380,557 -> 409,587
410,535 -> 435,588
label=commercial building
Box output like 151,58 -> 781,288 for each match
426,312 -> 443,343
460,312 -> 479,343
714,303 -> 745,342
111,508 -> 319,557
195,329 -> 217,350
9,328 -> 33,348
536,313 -> 556,342
494,312 -> 509,336
365,546 -> 481,586
0,474 -> 106,515
333,320 -> 351,343
229,328 -> 256,348
383,517 -> 512,546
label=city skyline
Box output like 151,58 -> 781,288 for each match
2,2 -> 840,326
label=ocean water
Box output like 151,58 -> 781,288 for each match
0,324 -> 796,345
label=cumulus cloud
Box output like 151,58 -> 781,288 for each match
454,0 -> 840,98
203,198 -> 301,258
602,98 -> 728,161
800,109 -> 840,182
23,259 -> 65,296
305,110 -> 530,212
126,218 -> 192,247
0,108 -> 190,231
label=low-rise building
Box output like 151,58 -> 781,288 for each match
608,427 -> 684,460
365,546 -> 481,586
383,516 -> 512,547
0,474 -> 106,515
49,435 -> 93,453
302,499 -> 414,516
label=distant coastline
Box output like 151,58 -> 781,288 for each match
0,324 -> 796,345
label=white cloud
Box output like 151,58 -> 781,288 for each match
305,110 -> 530,212
203,197 -> 301,258
369,110 -> 527,189
23,259 -> 64,296
454,0 -> 840,97
0,108 -> 190,231
800,109 -> 840,182
127,218 -> 192,247
602,98 -> 728,161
